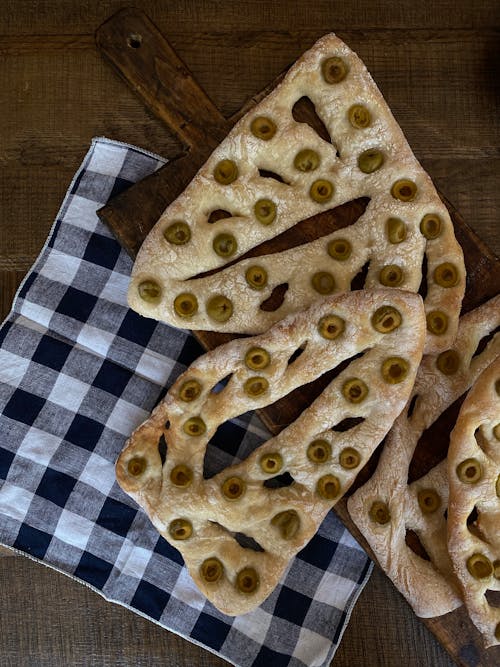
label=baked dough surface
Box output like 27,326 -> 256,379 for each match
128,33 -> 464,354
447,356 -> 500,647
116,289 -> 425,615
348,295 -> 500,622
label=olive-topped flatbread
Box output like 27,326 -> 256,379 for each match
128,33 -> 464,353
348,295 -> 500,627
116,289 -> 425,615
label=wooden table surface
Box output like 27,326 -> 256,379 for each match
0,2 -> 498,666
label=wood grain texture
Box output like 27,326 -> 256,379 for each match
0,2 -> 499,666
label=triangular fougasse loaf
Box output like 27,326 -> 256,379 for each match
447,355 -> 500,648
128,33 -> 464,354
347,295 -> 500,620
116,289 -> 425,615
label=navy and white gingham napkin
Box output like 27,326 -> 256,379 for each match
0,138 -> 372,667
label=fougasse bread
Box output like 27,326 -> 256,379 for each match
116,289 -> 425,615
447,356 -> 500,647
347,295 -> 500,624
128,33 -> 464,354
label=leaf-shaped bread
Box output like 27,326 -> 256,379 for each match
128,33 -> 464,354
447,356 -> 500,647
116,289 -> 425,615
347,295 -> 500,619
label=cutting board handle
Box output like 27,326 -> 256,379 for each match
95,7 -> 228,151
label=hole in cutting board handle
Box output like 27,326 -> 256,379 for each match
127,33 -> 143,48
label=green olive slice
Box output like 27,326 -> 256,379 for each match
466,553 -> 493,580
358,148 -> 384,174
456,458 -> 482,484
170,464 -> 193,488
433,262 -> 459,288
307,439 -> 331,464
173,292 -> 198,318
271,510 -> 300,540
206,295 -> 233,322
236,567 -> 259,593
245,347 -> 270,371
178,379 -> 202,402
243,376 -> 269,398
327,238 -> 352,261
369,500 -> 391,525
386,217 -> 407,244
200,557 -> 224,583
245,265 -> 268,290
379,265 -> 404,287
213,232 -> 237,258
163,221 -> 191,245
138,280 -> 161,303
222,476 -> 246,501
426,310 -> 448,336
294,148 -> 320,172
420,214 -> 442,240
318,314 -> 345,340
417,488 -> 441,514
339,447 -> 361,469
254,198 -> 276,225
310,179 -> 334,204
311,271 -> 335,294
259,452 -> 283,474
250,116 -> 276,140
182,417 -> 206,437
381,357 -> 409,384
168,518 -> 192,540
348,104 -> 371,129
321,56 -> 348,83
127,457 -> 147,477
213,159 -> 238,185
436,349 -> 460,375
316,474 -> 341,500
342,378 -> 369,404
371,305 -> 402,333
391,179 -> 417,202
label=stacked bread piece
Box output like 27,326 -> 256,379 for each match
117,33 -> 499,646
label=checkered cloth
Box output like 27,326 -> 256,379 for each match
0,138 -> 371,667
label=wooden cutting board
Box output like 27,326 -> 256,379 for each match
96,8 -> 500,666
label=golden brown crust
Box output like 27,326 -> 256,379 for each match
447,356 -> 500,647
347,295 -> 500,618
116,289 -> 425,615
128,33 -> 464,354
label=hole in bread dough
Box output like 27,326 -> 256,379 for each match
207,209 -> 233,224
263,471 -> 295,489
418,252 -> 428,300
260,283 -> 288,312
408,391 -> 467,483
158,434 -> 167,465
485,590 -> 500,608
471,325 -> 500,359
189,198 -> 369,282
466,506 -> 490,544
258,168 -> 290,185
331,416 -> 365,432
287,343 -> 307,365
210,373 -> 233,394
350,260 -> 370,290
405,528 -> 431,561
292,96 -> 333,146
232,531 -> 265,553
407,394 -> 420,419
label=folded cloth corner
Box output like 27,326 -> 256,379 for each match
0,137 -> 372,667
